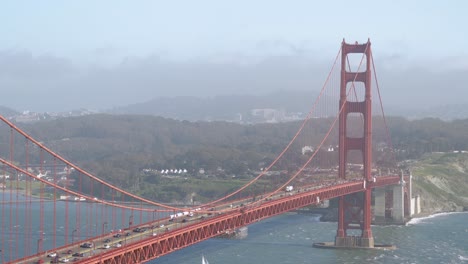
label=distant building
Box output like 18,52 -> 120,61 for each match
302,146 -> 314,155
15,113 -> 41,123
251,108 -> 285,123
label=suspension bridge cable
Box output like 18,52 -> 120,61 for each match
196,46 -> 343,209
0,115 -> 185,212
0,43 -> 341,214
249,42 -> 370,206
371,50 -> 397,166
0,158 -> 175,213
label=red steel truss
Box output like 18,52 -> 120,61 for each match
3,39 -> 400,263
74,176 -> 398,264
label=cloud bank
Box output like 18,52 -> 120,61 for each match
0,50 -> 467,112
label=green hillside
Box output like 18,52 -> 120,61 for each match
410,152 -> 468,213
4,114 -> 468,209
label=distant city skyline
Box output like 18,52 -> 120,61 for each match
1,1 -> 467,112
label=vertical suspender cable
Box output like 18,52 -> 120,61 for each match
371,51 -> 397,165
88,178 -> 93,238
101,182 -> 105,234
39,148 -> 44,253
25,138 -> 31,256
121,192 -> 125,233
112,189 -> 116,232
53,157 -> 57,249
77,171 -> 82,242
9,127 -> 14,260
139,200 -> 143,226
13,130 -> 19,260
1,164 -> 6,262
65,167 -> 70,245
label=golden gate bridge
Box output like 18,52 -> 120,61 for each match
0,40 -> 413,264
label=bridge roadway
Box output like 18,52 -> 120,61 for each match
15,176 -> 400,264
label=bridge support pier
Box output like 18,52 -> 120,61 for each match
392,182 -> 405,223
335,236 -> 374,248
374,188 -> 386,223
373,172 -> 415,225
334,190 -> 375,248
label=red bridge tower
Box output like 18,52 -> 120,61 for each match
335,39 -> 374,248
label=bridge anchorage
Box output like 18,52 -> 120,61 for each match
313,39 -> 414,250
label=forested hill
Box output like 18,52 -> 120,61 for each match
19,114 -> 306,166
6,114 -> 468,203
19,114 -> 468,162
14,114 -> 319,191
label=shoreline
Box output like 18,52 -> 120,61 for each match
406,211 -> 468,225
0,188 -> 51,200
295,207 -> 467,224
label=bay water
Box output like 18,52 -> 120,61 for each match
1,190 -> 466,263
153,212 -> 468,264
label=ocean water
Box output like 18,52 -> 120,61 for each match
152,212 -> 468,264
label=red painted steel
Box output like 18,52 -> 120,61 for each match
1,39 -> 401,263
59,177 -> 398,264
0,115 -> 184,212
5,161 -> 401,263
337,39 -> 373,241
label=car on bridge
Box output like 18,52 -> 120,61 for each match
80,242 -> 93,248
133,227 -> 147,233
72,252 -> 84,257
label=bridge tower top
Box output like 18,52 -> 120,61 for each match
338,39 -> 372,181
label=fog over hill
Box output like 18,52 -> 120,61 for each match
1,49 -> 467,116
3,90 -> 468,123
109,90 -> 319,122
109,91 -> 468,122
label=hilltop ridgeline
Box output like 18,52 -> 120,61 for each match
3,114 -> 468,206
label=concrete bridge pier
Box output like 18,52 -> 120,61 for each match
374,187 -> 387,223
373,172 -> 419,225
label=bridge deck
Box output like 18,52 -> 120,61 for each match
15,176 -> 399,264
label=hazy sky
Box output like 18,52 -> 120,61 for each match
1,1 -> 467,112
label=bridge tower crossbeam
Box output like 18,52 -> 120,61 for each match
335,39 -> 374,248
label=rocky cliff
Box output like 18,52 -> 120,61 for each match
301,152 -> 468,221
410,152 -> 468,213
